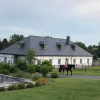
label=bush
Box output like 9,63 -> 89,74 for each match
26,83 -> 35,88
0,87 -> 6,92
35,78 -> 49,83
51,72 -> 59,78
16,59 -> 28,71
32,73 -> 41,81
8,85 -> 18,91
27,65 -> 36,73
40,65 -> 49,77
41,60 -> 53,72
2,69 -> 10,75
13,70 -> 25,78
35,82 -> 42,87
33,65 -> 41,72
18,84 -> 26,89
10,64 -> 19,73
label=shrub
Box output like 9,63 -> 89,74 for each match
35,82 -> 42,87
16,59 -> 28,71
51,72 -> 59,78
18,84 -> 26,89
35,78 -> 49,83
2,69 -> 10,75
13,70 -> 25,78
32,73 -> 41,81
26,83 -> 35,88
0,87 -> 6,92
40,65 -> 49,77
41,60 -> 53,72
10,64 -> 19,73
8,85 -> 18,91
27,65 -> 36,73
33,65 -> 41,72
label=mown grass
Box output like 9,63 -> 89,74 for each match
52,67 -> 100,76
0,78 -> 100,100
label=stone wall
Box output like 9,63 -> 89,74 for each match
0,74 -> 32,84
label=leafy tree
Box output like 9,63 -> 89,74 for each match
75,41 -> 89,52
45,36 -> 52,38
2,38 -> 9,49
0,39 -> 3,51
93,53 -> 97,60
26,48 -> 37,65
9,34 -> 24,43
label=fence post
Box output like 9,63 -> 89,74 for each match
85,65 -> 86,72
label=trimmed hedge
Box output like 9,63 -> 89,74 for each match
18,84 -> 26,89
0,87 -> 6,92
26,83 -> 35,88
35,82 -> 42,87
51,72 -> 59,78
8,85 -> 19,91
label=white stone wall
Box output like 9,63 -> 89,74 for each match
0,54 -> 93,68
36,56 -> 93,68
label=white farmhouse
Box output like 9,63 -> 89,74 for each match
0,35 -> 93,68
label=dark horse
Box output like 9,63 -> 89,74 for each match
59,64 -> 75,75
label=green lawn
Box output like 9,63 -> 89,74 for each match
0,78 -> 100,100
53,67 -> 100,76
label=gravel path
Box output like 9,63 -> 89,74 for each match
47,74 -> 100,79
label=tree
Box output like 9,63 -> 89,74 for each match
9,34 -> 24,43
75,41 -> 89,52
26,48 -> 37,65
45,36 -> 52,38
0,39 -> 3,51
2,38 -> 9,49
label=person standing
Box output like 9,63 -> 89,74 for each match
65,58 -> 69,68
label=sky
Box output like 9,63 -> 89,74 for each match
0,0 -> 100,46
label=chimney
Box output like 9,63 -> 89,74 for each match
66,36 -> 70,45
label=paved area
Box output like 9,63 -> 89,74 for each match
47,74 -> 100,79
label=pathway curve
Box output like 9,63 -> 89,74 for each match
47,74 -> 100,79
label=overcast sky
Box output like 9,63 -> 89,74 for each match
0,0 -> 100,46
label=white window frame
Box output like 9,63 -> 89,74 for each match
80,59 -> 82,64
58,59 -> 61,64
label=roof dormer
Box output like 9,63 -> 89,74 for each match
39,41 -> 47,49
17,41 -> 25,48
70,44 -> 77,50
56,42 -> 64,50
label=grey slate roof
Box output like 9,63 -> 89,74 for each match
0,36 -> 93,57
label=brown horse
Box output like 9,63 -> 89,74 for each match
59,64 -> 75,75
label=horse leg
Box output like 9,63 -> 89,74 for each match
70,70 -> 72,76
66,70 -> 68,76
62,69 -> 64,75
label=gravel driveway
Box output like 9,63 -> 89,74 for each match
47,74 -> 100,79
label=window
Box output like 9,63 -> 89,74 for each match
4,57 -> 7,63
80,59 -> 82,64
61,45 -> 64,50
58,59 -> 61,64
44,44 -> 47,49
38,59 -> 41,65
50,59 -> 52,64
87,59 -> 89,64
73,59 -> 76,64
75,46 -> 77,50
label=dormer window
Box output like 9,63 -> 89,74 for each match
61,45 -> 64,50
17,41 -> 25,48
44,44 -> 47,49
70,44 -> 77,50
56,42 -> 64,50
39,41 -> 48,50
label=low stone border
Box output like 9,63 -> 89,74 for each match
0,74 -> 35,88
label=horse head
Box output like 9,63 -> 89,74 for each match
73,65 -> 75,70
